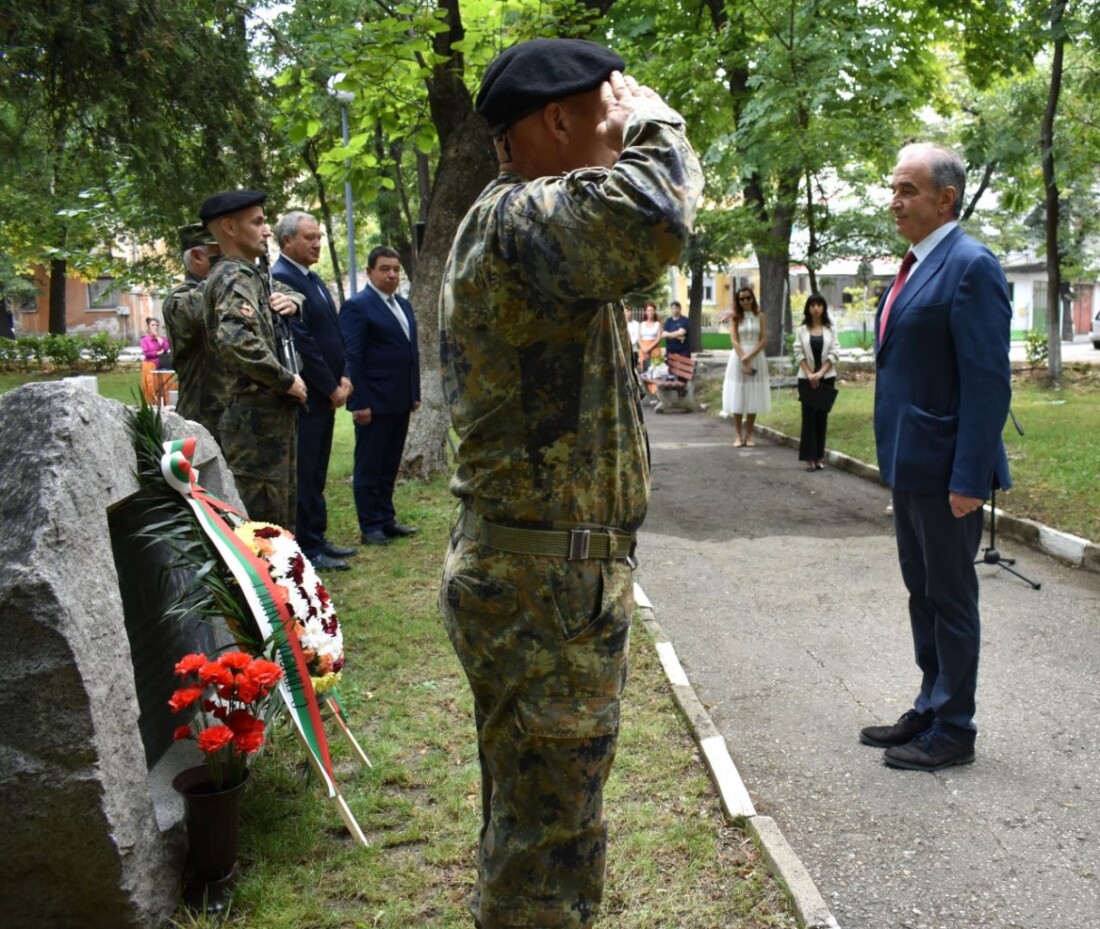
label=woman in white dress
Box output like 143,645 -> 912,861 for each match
636,302 -> 662,373
722,286 -> 771,446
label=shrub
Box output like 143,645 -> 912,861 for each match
84,332 -> 124,371
42,333 -> 83,372
1024,328 -> 1048,367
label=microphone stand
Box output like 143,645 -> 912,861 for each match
976,410 -> 1040,589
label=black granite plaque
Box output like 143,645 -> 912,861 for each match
108,488 -> 220,769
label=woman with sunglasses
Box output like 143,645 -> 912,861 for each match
722,287 -> 770,446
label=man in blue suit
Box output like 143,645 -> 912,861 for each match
272,211 -> 357,571
861,143 -> 1012,772
339,246 -> 421,545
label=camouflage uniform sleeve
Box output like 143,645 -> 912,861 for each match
272,280 -> 305,315
501,100 -> 704,302
162,284 -> 201,352
211,265 -> 296,393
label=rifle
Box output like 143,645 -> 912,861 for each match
258,247 -> 302,377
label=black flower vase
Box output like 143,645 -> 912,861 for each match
172,765 -> 249,912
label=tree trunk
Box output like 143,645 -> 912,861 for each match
688,263 -> 704,353
1041,1 -> 1067,387
49,258 -> 67,335
303,141 -> 345,305
403,0 -> 496,479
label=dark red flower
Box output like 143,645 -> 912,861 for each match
173,725 -> 193,742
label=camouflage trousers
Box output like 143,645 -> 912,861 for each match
219,398 -> 299,530
440,527 -> 635,929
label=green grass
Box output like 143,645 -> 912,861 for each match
700,362 -> 1100,543
0,368 -> 797,928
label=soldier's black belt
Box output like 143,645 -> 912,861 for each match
458,509 -> 635,562
232,393 -> 297,409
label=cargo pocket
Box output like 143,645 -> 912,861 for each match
514,693 -> 620,741
544,560 -> 607,642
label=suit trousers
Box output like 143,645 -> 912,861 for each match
295,402 -> 335,556
892,490 -> 985,733
352,411 -> 410,534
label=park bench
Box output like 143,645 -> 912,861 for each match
642,353 -> 699,413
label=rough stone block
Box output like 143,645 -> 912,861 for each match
0,383 -> 239,929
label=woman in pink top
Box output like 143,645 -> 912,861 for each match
139,318 -> 170,403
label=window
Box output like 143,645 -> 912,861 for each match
703,274 -> 715,304
88,277 -> 120,309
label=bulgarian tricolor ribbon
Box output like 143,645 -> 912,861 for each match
159,437 -> 338,796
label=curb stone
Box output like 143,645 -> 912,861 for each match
753,424 -> 1100,574
634,584 -> 840,929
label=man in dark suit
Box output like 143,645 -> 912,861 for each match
339,246 -> 421,546
272,210 -> 357,571
861,142 -> 1012,772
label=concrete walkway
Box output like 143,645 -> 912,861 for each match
635,408 -> 1100,929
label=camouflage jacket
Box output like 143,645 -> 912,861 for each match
440,100 -> 703,533
203,256 -> 302,401
162,272 -> 222,424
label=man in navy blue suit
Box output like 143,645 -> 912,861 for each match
861,143 -> 1012,772
339,246 -> 421,545
272,211 -> 357,571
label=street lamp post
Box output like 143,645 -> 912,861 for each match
328,74 -> 357,297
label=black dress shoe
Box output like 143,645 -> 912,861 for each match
382,521 -> 419,538
322,540 -> 359,558
310,552 -> 351,571
360,530 -> 392,545
859,709 -> 934,748
883,723 -> 975,772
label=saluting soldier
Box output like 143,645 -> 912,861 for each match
162,223 -> 227,442
200,190 -> 307,528
438,39 -> 703,929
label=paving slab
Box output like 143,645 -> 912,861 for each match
636,406 -> 1100,929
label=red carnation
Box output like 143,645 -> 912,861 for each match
173,725 -> 193,742
168,686 -> 204,713
197,725 -> 235,754
226,710 -> 266,754
234,676 -> 260,704
218,651 -> 252,671
174,653 -> 207,676
198,662 -> 234,687
245,658 -> 283,690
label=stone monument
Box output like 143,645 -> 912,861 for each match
0,382 -> 240,929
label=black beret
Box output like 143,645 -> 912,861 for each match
178,223 -> 217,251
199,189 -> 266,226
476,38 -> 625,134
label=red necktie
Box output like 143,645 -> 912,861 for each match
879,251 -> 916,341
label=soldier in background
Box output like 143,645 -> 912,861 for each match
200,190 -> 306,528
162,223 -> 227,442
438,39 -> 703,929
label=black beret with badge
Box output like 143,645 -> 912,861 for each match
199,189 -> 267,226
178,223 -> 217,251
475,38 -> 625,135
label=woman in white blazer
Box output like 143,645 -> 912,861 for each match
794,294 -> 840,471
